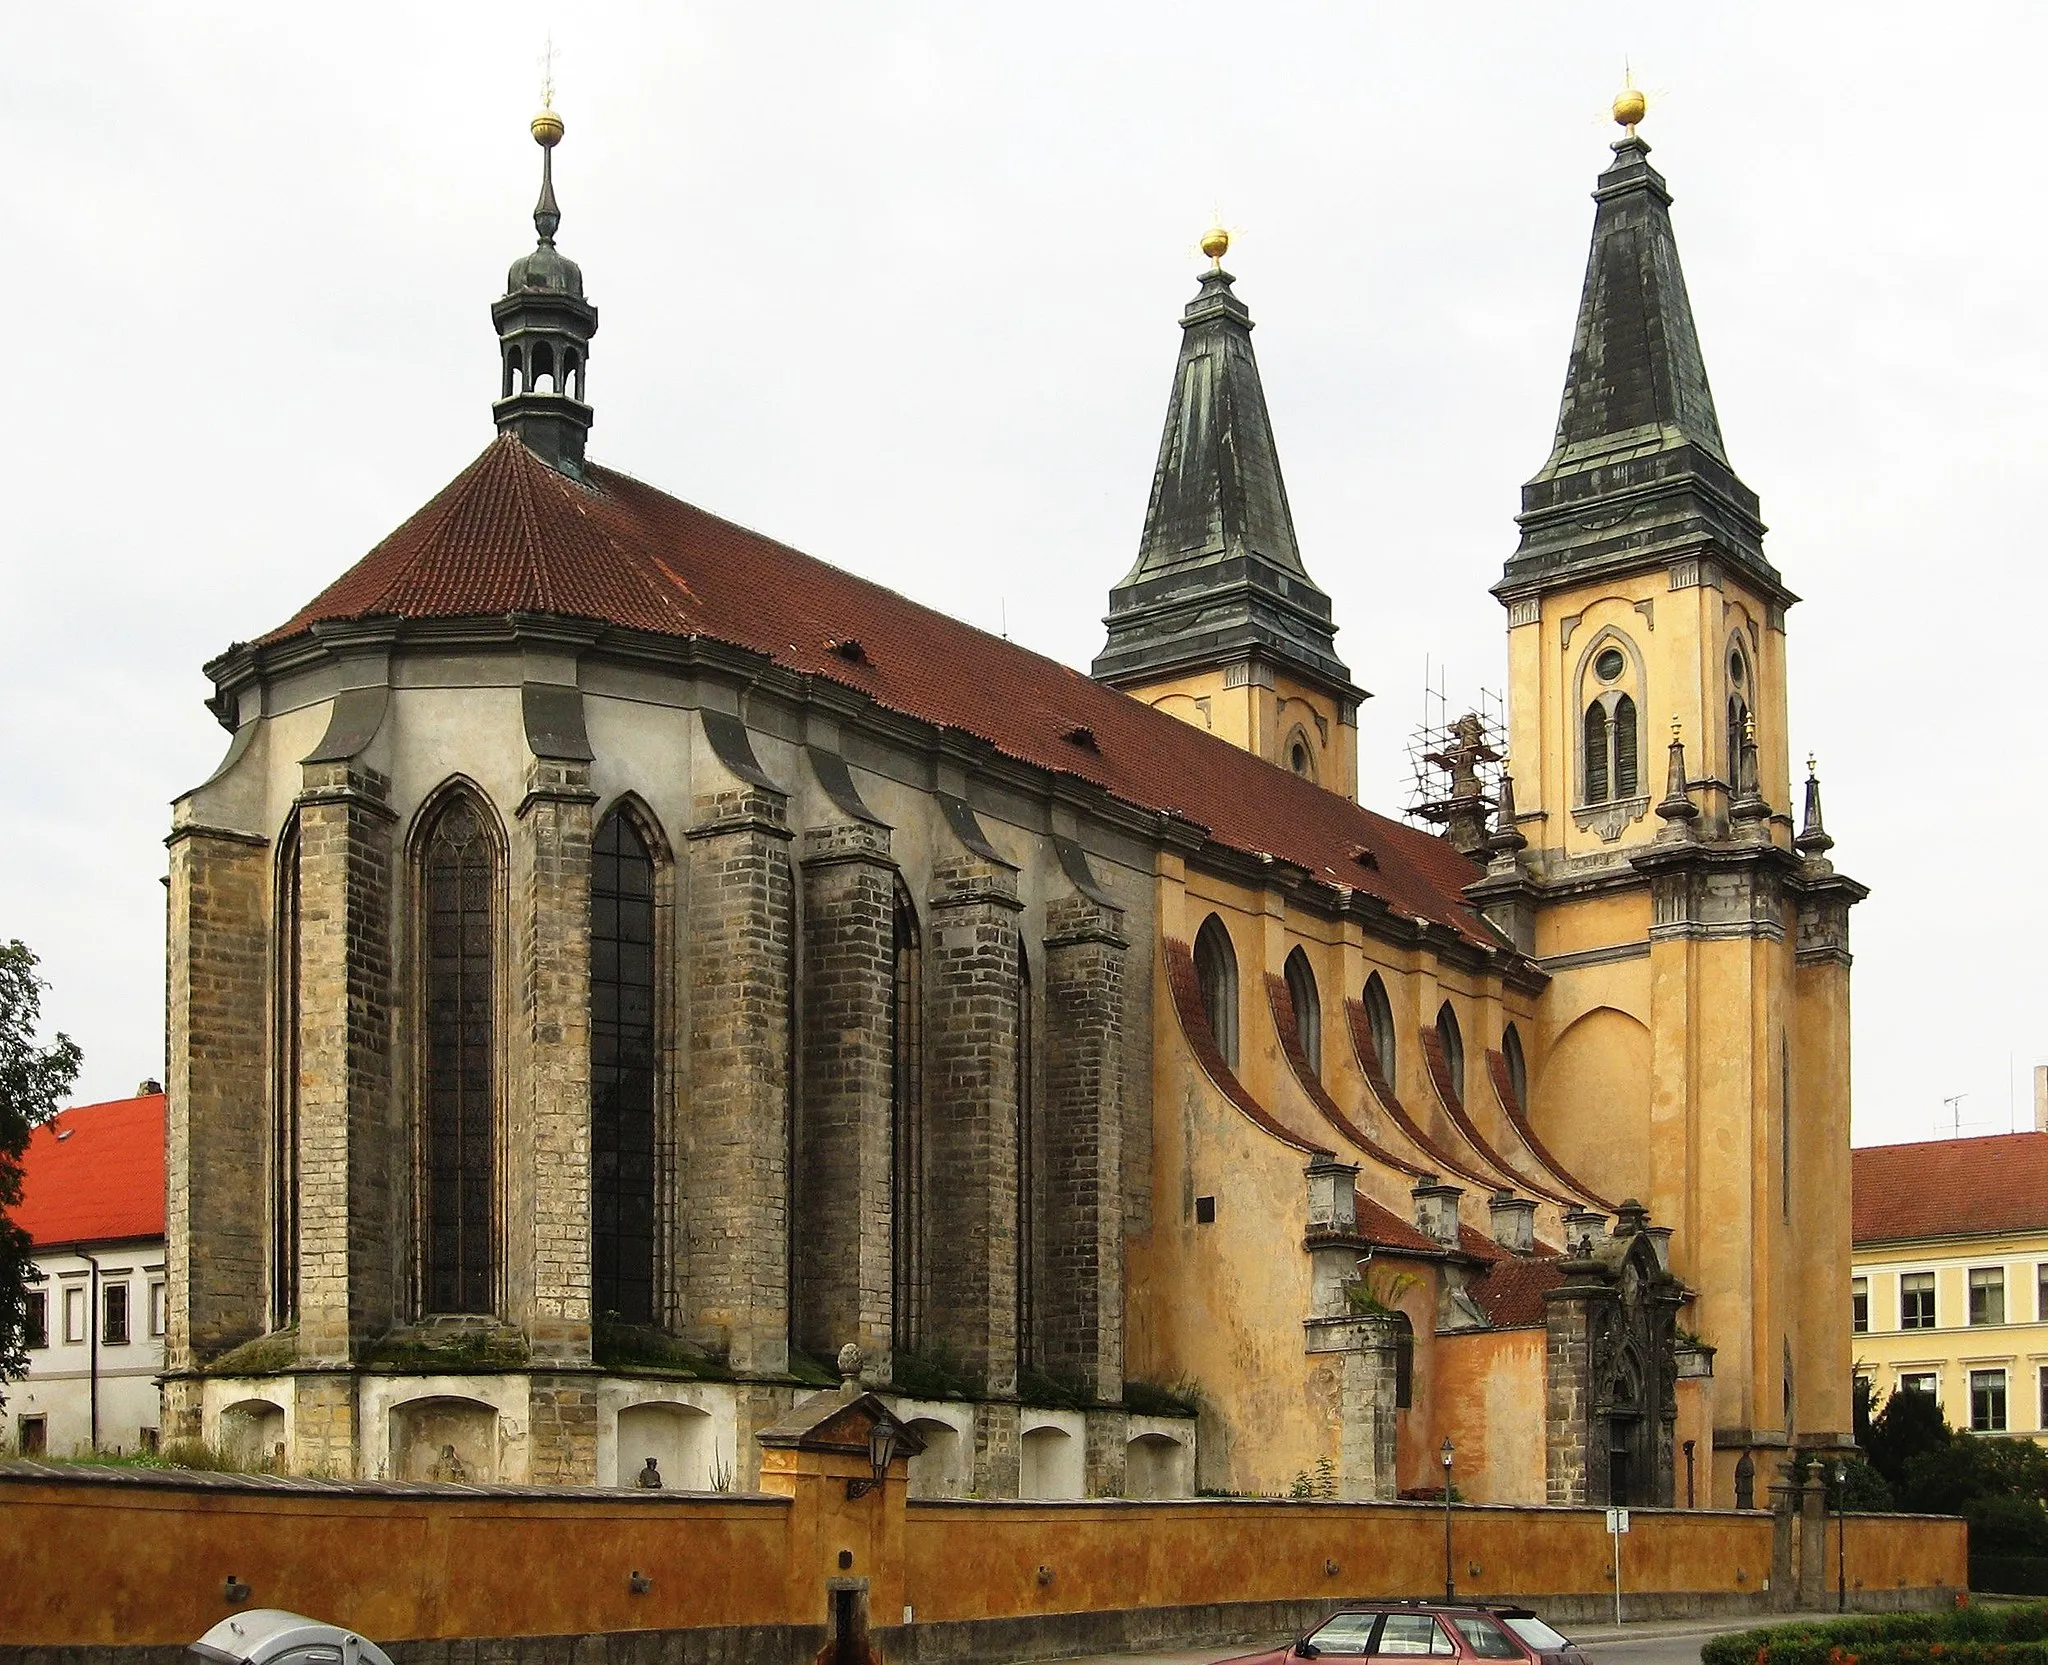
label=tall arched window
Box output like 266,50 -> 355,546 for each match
891,879 -> 925,1354
1193,915 -> 1239,1069
1392,1311 -> 1415,1409
1612,695 -> 1639,798
1362,971 -> 1397,1083
591,808 -> 657,1326
1502,1023 -> 1528,1113
1435,1001 -> 1465,1103
1727,642 -> 1752,785
271,816 -> 301,1331
421,792 -> 498,1316
1580,640 -> 1643,806
1583,703 -> 1610,804
1284,947 -> 1321,1077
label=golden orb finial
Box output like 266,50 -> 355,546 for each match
1200,224 -> 1230,267
1613,85 -> 1647,131
532,107 -> 565,148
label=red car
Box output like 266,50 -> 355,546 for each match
1227,1605 -> 1589,1665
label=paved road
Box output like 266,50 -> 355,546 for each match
1023,1616 -> 1760,1665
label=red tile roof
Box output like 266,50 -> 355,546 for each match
1352,1191 -> 1443,1257
1853,1132 -> 2048,1245
12,1094 -> 166,1248
260,436 -> 1493,945
1467,1257 -> 1566,1328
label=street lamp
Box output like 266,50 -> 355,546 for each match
1834,1461 -> 1848,1613
846,1418 -> 899,1500
1441,1438 -> 1456,1603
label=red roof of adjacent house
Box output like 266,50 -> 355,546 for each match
257,436 -> 1493,946
11,1093 -> 166,1248
1853,1131 -> 2048,1245
1467,1257 -> 1565,1328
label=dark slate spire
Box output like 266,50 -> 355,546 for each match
1497,110 -> 1789,606
492,106 -> 599,477
1093,233 -> 1357,699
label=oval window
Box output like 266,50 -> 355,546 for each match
1594,648 -> 1626,683
1729,648 -> 1747,688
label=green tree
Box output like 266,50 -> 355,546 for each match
0,941 -> 83,1407
1863,1385 -> 1950,1494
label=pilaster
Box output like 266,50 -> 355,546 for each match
292,763 -> 397,1365
795,820 -> 897,1375
513,758 -> 599,1366
164,823 -> 272,1372
682,785 -> 794,1374
1038,895 -> 1129,1403
923,858 -> 1024,1397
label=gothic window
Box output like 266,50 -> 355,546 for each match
1193,915 -> 1239,1069
1392,1311 -> 1415,1409
891,879 -> 925,1354
1583,703 -> 1610,804
1362,971 -> 1397,1083
421,792 -> 498,1317
271,815 -> 301,1331
591,808 -> 657,1327
1285,728 -> 1317,782
1016,947 -> 1036,1372
1284,947 -> 1321,1077
1435,1001 -> 1465,1102
1579,636 -> 1643,807
1502,1023 -> 1528,1112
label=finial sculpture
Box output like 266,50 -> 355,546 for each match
1613,69 -> 1647,134
1200,224 -> 1230,270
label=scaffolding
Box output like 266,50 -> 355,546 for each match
1403,657 -> 1508,832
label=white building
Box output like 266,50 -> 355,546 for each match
10,1089 -> 167,1457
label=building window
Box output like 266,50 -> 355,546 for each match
23,1290 -> 47,1351
1193,916 -> 1239,1069
1581,693 -> 1640,805
891,878 -> 926,1354
63,1285 -> 85,1344
1502,1024 -> 1528,1112
1969,1267 -> 2006,1327
2038,1263 -> 2047,1322
16,1415 -> 45,1455
420,792 -> 499,1317
1393,1312 -> 1415,1409
1016,947 -> 1036,1371
1899,1371 -> 1938,1402
1900,1272 -> 1936,1330
1851,1277 -> 1868,1334
103,1283 -> 129,1346
1971,1369 -> 2008,1433
1362,971 -> 1397,1085
590,807 -> 658,1328
1285,947 -> 1321,1078
1435,1001 -> 1465,1102
149,1282 -> 166,1338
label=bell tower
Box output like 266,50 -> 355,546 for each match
492,100 -> 599,476
1472,90 -> 1866,1506
1092,229 -> 1365,797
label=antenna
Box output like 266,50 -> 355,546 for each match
1943,1093 -> 1968,1140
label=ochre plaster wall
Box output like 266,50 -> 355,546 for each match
1433,1329 -> 1548,1505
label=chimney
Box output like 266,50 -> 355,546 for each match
1562,1207 -> 1610,1255
1306,1158 -> 1360,1235
1488,1191 -> 1537,1256
2035,1065 -> 2048,1134
1411,1175 -> 1464,1251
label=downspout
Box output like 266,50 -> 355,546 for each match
80,1249 -> 102,1452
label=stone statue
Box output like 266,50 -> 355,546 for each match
635,1456 -> 664,1489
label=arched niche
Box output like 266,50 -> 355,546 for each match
1019,1421 -> 1084,1500
616,1401 -> 714,1490
390,1395 -> 499,1484
1536,1006 -> 1652,1206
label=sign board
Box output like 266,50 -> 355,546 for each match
1605,1507 -> 1630,1534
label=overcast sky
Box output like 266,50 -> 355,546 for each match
4,4 -> 2041,1148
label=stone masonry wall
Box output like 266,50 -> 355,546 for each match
1544,1287 -> 1594,1505
515,760 -> 597,1367
923,858 -> 1023,1397
682,787 -> 794,1376
1038,896 -> 1128,1403
293,765 -> 398,1365
164,825 -> 271,1380
794,822 -> 897,1375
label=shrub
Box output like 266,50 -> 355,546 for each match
1699,1604 -> 2048,1665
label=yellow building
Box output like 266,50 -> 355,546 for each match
1852,1125 -> 2048,1439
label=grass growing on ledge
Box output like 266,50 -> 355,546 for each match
205,1330 -> 301,1375
893,1343 -> 972,1402
1123,1379 -> 1201,1419
592,1320 -> 706,1376
362,1327 -> 530,1372
4,1439 -> 274,1475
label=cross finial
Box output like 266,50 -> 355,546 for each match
1806,752 -> 1817,778
540,35 -> 557,111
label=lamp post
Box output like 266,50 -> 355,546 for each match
1441,1438 -> 1456,1603
1834,1460 -> 1848,1613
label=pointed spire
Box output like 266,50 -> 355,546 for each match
1497,95 -> 1790,609
492,103 -> 599,477
1654,716 -> 1700,841
1729,710 -> 1771,840
1486,768 -> 1529,870
1796,753 -> 1836,866
1093,233 -> 1358,702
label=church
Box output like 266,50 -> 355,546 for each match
161,88 -> 1862,1509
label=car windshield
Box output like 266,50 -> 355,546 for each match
1448,1618 -> 1522,1659
1500,1618 -> 1573,1652
1307,1614 -> 1380,1655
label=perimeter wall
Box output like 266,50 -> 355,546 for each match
0,1458 -> 1967,1665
